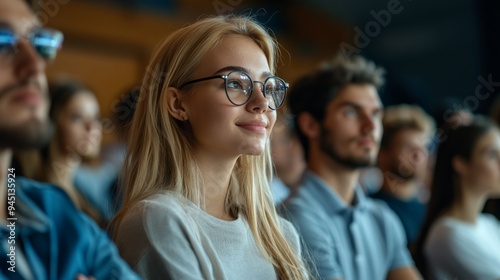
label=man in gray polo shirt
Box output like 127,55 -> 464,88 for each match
281,55 -> 422,280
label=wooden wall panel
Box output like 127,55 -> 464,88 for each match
40,0 -> 350,143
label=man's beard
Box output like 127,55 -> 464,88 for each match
0,118 -> 53,150
319,125 -> 376,169
0,77 -> 51,150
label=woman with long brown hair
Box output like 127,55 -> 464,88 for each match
415,116 -> 500,279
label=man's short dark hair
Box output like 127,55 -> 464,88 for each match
288,54 -> 385,158
288,54 -> 385,122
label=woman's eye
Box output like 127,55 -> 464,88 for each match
227,80 -> 243,89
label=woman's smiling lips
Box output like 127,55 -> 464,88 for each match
236,120 -> 268,134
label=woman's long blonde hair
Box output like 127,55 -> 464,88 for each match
111,15 -> 307,279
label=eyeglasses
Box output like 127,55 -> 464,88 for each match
0,27 -> 64,61
180,70 -> 288,110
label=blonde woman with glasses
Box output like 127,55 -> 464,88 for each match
111,15 -> 308,280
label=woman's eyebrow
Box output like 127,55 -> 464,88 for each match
213,66 -> 248,75
213,66 -> 273,79
261,71 -> 272,79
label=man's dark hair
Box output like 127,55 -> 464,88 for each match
288,54 -> 386,158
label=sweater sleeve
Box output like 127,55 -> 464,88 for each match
278,217 -> 301,256
115,199 -> 211,280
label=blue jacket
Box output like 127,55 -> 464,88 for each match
0,177 -> 140,280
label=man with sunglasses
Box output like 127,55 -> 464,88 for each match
0,1 -> 139,279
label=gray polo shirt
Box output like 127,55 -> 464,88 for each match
281,171 -> 413,280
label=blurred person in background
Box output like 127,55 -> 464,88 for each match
0,0 -> 139,279
433,97 -> 474,136
47,80 -> 104,223
270,107 -> 306,204
372,104 -> 435,247
17,79 -> 106,226
281,54 -> 422,280
104,86 -> 140,215
104,87 -> 140,173
483,95 -> 500,220
415,116 -> 500,279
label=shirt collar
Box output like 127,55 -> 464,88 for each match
302,170 -> 369,214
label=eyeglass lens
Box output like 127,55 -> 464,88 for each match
0,28 -> 64,60
225,71 -> 286,109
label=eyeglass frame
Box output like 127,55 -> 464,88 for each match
0,27 -> 64,60
180,70 -> 289,110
